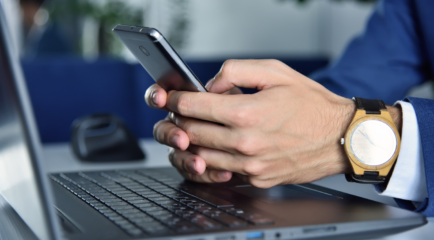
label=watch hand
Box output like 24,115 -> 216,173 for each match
359,130 -> 376,146
359,130 -> 389,152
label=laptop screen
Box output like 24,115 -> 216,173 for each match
0,3 -> 59,240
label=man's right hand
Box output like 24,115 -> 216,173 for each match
144,60 -> 358,188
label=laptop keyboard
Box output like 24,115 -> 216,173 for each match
50,170 -> 274,237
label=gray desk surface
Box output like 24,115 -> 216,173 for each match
1,139 -> 433,239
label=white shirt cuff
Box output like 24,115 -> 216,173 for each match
375,101 -> 428,202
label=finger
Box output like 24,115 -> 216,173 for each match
181,169 -> 233,184
227,87 -> 243,95
206,78 -> 239,94
168,148 -> 232,183
208,59 -> 296,93
235,174 -> 278,189
145,84 -> 167,109
169,113 -> 237,153
166,90 -> 243,125
153,119 -> 190,150
168,147 -> 206,174
188,145 -> 246,175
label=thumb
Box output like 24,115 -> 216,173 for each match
208,59 -> 292,93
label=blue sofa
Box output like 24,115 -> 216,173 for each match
22,57 -> 328,143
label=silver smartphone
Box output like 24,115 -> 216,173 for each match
113,25 -> 207,92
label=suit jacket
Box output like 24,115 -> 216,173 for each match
310,0 -> 434,216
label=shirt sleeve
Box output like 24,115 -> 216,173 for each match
375,101 -> 428,202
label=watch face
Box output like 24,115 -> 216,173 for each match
350,119 -> 397,166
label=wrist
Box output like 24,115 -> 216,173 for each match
386,105 -> 403,136
335,98 -> 357,175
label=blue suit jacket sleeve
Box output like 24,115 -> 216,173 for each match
310,0 -> 430,105
404,97 -> 434,217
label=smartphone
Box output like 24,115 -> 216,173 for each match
113,25 -> 207,92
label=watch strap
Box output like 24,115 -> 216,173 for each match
345,172 -> 386,184
346,97 -> 388,184
353,97 -> 386,114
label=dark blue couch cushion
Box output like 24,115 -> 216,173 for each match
23,58 -> 137,142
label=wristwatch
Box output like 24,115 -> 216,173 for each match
341,97 -> 401,184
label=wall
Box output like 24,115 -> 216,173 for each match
1,0 -> 375,60
139,0 -> 375,60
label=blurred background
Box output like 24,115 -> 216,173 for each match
1,0 -> 430,143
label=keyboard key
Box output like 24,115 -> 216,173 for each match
124,196 -> 146,201
195,207 -> 214,213
214,215 -> 248,228
140,207 -> 161,212
125,228 -> 143,237
113,218 -> 130,226
183,212 -> 204,220
112,205 -> 135,211
118,209 -> 142,215
100,198 -> 123,203
160,202 -> 185,208
180,199 -> 198,204
181,188 -> 234,207
143,194 -> 163,198
164,217 -> 183,226
140,224 -> 171,235
204,210 -> 225,216
219,206 -> 236,211
134,203 -> 155,209
247,218 -> 274,225
192,217 -> 222,230
174,223 -> 198,233
119,194 -> 138,199
108,215 -> 125,222
237,213 -> 264,220
171,207 -> 189,213
148,197 -> 169,201
102,211 -> 119,218
156,200 -> 179,205
228,209 -> 245,215
154,214 -> 179,221
148,210 -> 173,217
106,201 -> 129,207
159,189 -> 177,194
130,217 -> 156,224
128,199 -> 151,204
187,203 -> 208,208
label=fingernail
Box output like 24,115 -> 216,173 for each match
152,91 -> 158,106
188,161 -> 196,174
205,78 -> 215,90
171,135 -> 179,148
218,171 -> 230,180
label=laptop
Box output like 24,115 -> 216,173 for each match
0,4 -> 427,240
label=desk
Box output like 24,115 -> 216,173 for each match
1,139 -> 433,239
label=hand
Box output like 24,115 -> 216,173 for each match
148,59 -> 359,187
145,76 -> 242,183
